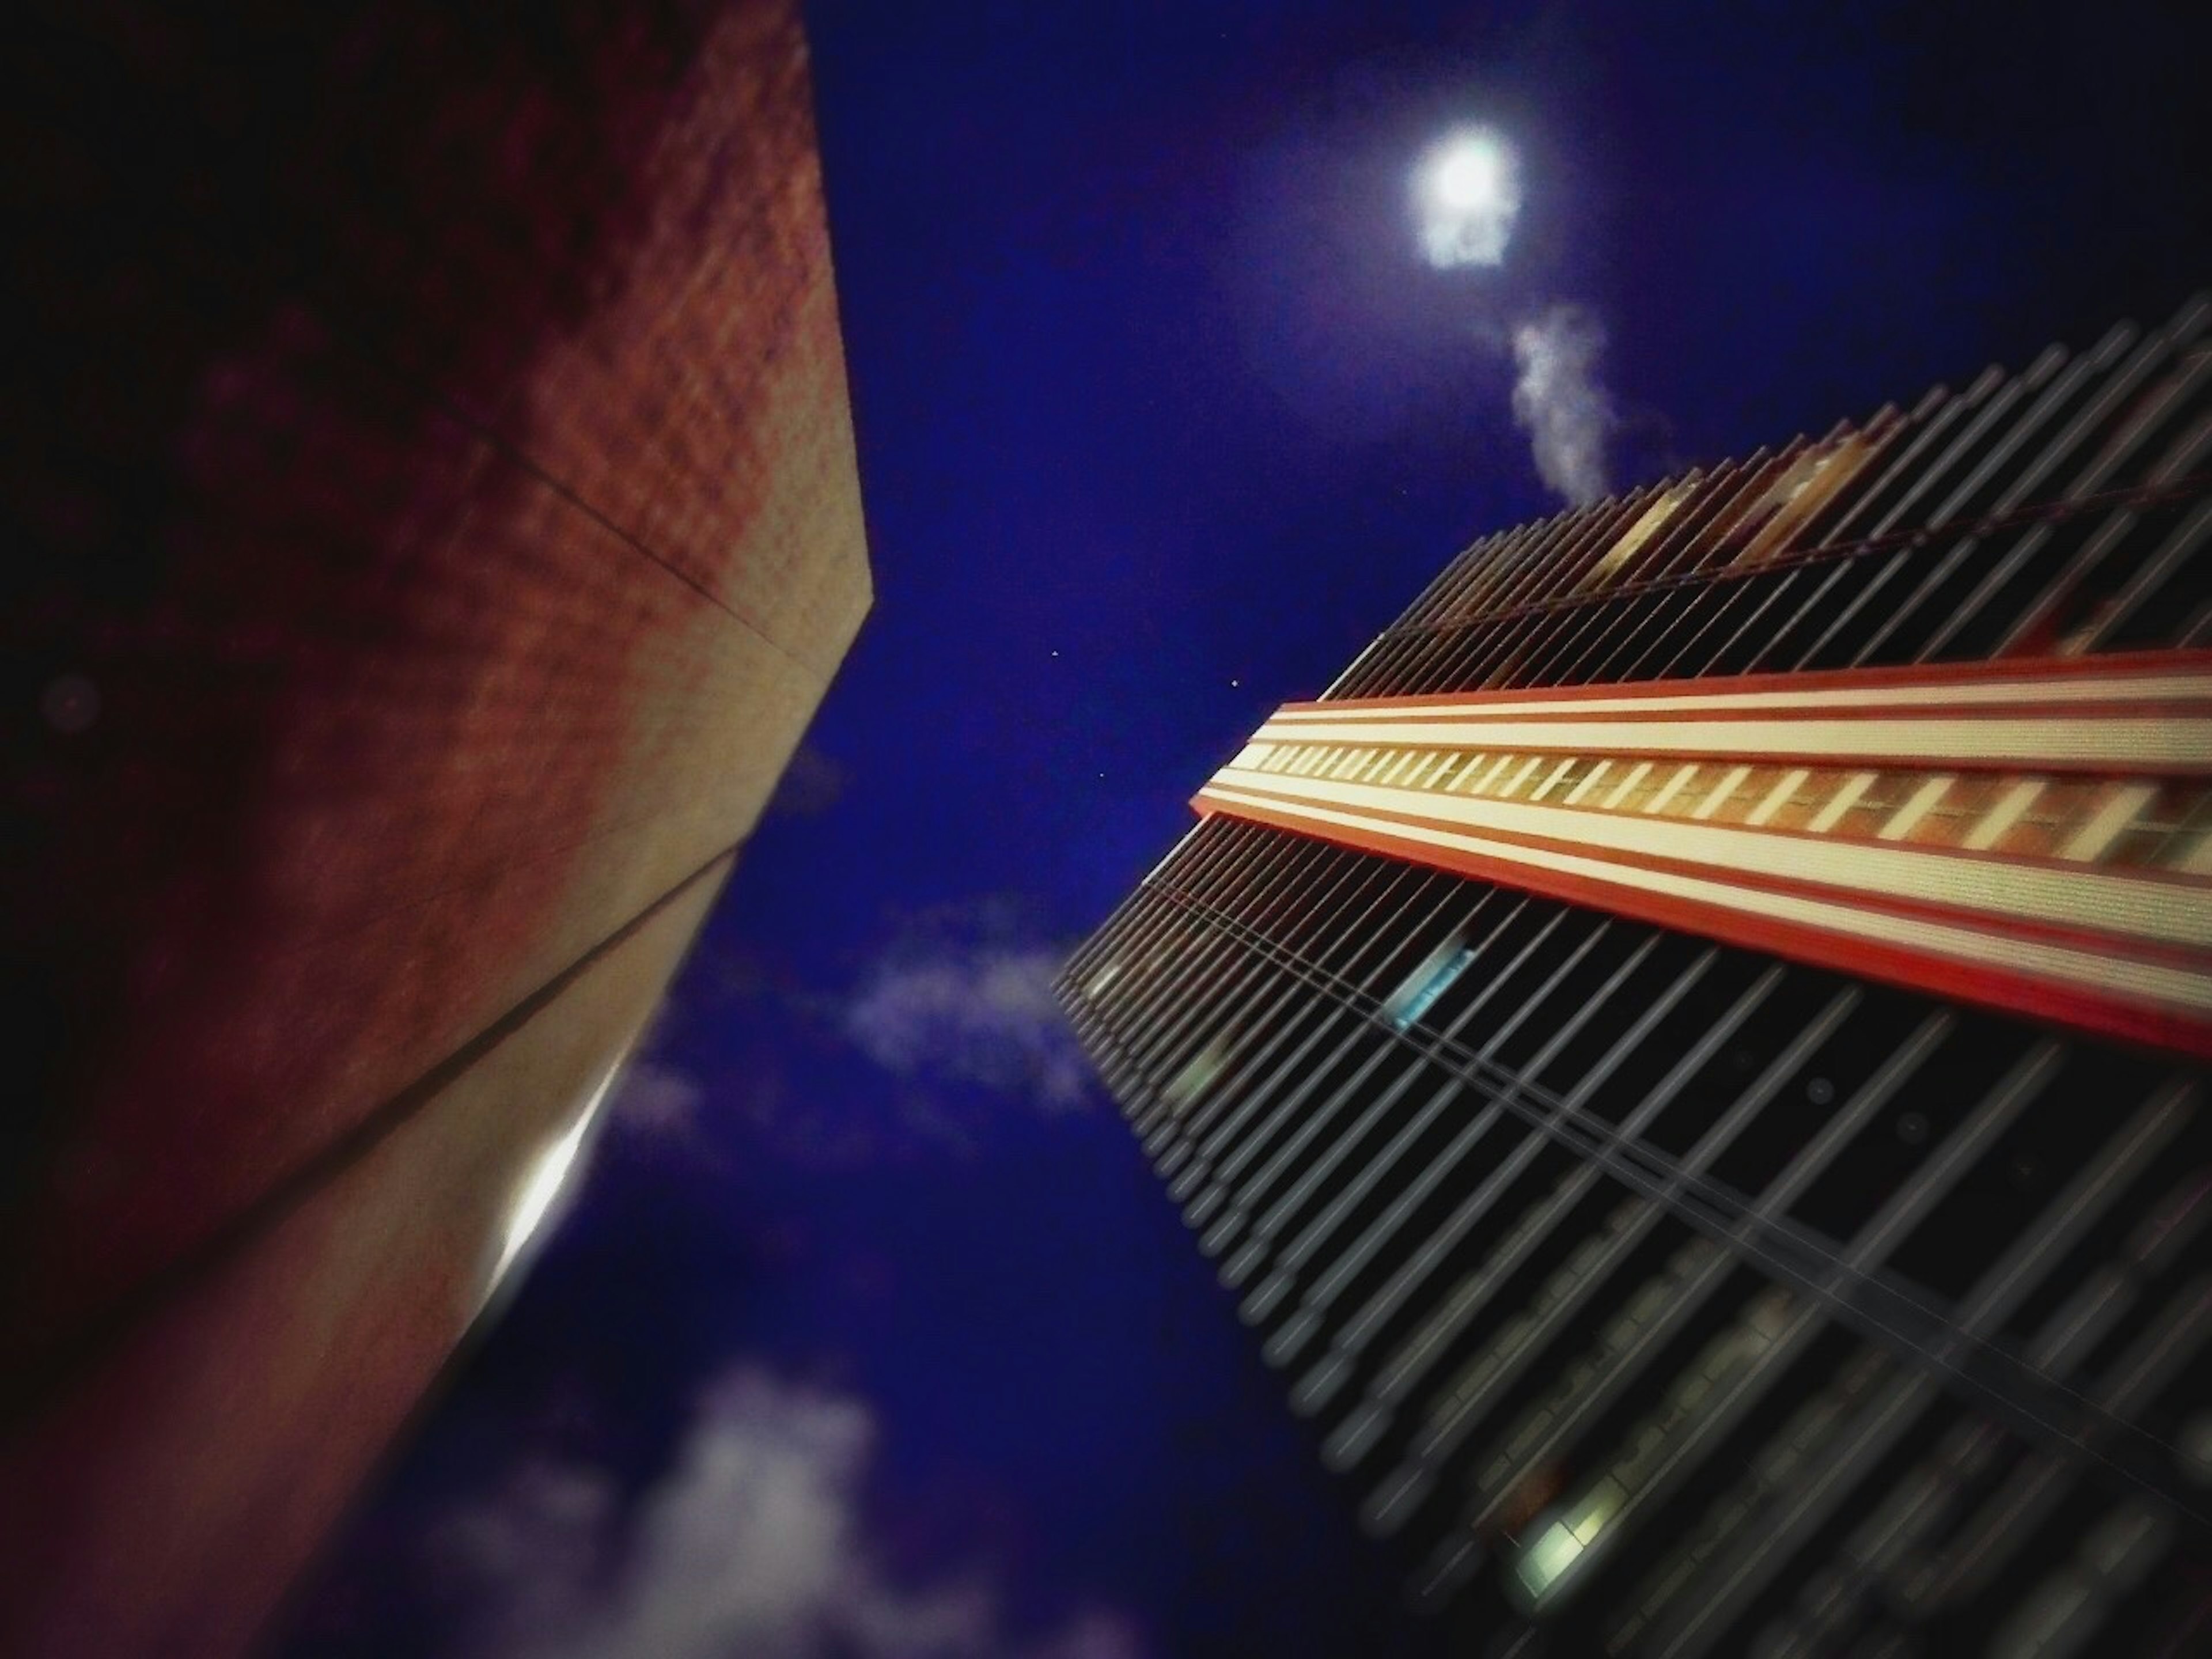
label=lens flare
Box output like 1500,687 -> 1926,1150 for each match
486,1060 -> 623,1301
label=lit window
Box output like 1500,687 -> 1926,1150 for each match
1381,935 -> 1477,1030
1732,433 -> 1878,567
1579,487 -> 1687,592
1517,1517 -> 1585,1601
1162,1042 -> 1228,1112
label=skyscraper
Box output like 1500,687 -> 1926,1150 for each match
1,6 -> 866,1656
1061,296 -> 2212,1653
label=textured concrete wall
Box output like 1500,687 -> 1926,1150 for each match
0,5 -> 868,1652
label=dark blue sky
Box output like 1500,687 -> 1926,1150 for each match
272,5 -> 2209,1656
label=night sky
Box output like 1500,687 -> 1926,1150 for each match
269,5 -> 2209,1656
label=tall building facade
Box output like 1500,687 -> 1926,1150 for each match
1062,296 -> 2212,1654
0,6 -> 866,1656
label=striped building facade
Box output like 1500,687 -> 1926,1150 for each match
1060,296 -> 2212,1654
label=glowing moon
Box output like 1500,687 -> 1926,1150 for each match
1417,128 -> 1521,268
1431,138 -> 1505,213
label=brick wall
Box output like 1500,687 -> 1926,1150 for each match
0,6 -> 869,1652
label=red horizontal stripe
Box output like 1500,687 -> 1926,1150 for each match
1270,699 -> 2212,730
1209,778 -> 2205,967
1237,737 -> 2211,779
1213,770 -> 2212,906
1274,646 -> 2212,715
1193,788 -> 2212,1061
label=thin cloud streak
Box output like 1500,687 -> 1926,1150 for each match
607,1058 -> 707,1138
1511,303 -> 1616,505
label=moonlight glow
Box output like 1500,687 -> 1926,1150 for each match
1433,142 -> 1502,211
1417,128 -> 1521,268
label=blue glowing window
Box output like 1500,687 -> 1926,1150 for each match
1383,939 -> 1476,1031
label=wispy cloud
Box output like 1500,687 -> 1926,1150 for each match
603,905 -> 1096,1169
1510,303 -> 1616,505
444,1366 -> 1145,1659
607,1058 -> 706,1138
843,911 -> 1089,1114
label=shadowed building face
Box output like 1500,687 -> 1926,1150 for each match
0,5 -> 869,1654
